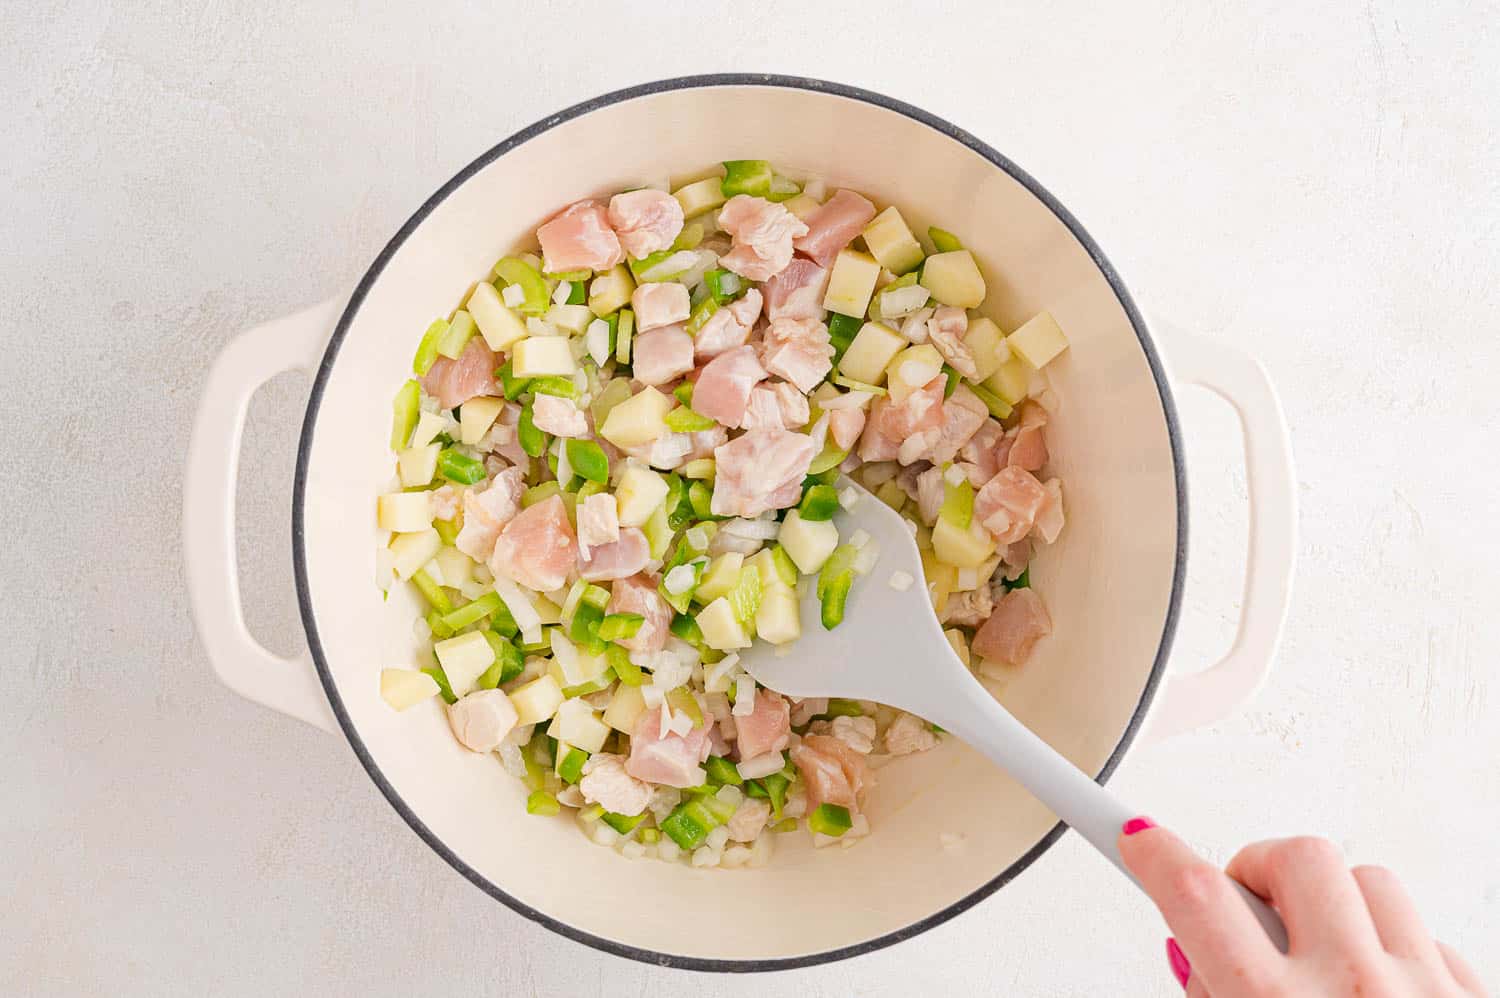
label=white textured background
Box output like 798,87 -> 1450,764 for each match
3,1 -> 1497,995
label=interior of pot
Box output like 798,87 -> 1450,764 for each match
297,79 -> 1181,966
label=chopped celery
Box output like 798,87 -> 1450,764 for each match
410,569 -> 453,613
684,295 -> 719,335
720,160 -> 773,198
830,372 -> 887,396
798,484 -> 841,521
565,439 -> 609,484
761,771 -> 790,819
432,516 -> 461,546
565,281 -> 587,306
704,268 -> 743,303
544,268 -> 592,282
942,364 -> 961,398
826,312 -> 862,364
601,811 -> 647,836
578,802 -> 606,823
435,310 -> 477,359
639,827 -> 660,845
766,174 -> 801,202
968,381 -> 1014,420
557,746 -> 589,784
726,566 -> 763,623
581,584 -> 611,610
939,476 -> 975,530
660,799 -> 720,850
605,643 -> 645,686
441,590 -> 501,630
413,318 -> 448,375
390,380 -> 420,450
421,665 -> 458,705
426,609 -> 454,640
819,571 -> 853,630
517,401 -> 547,457
807,441 -> 849,476
437,447 -> 486,485
673,222 -> 704,251
529,375 -> 579,400
488,599 -> 519,639
772,817 -> 799,833
477,633 -> 524,687
768,545 -> 800,587
597,613 -> 643,641
526,790 -> 561,816
522,480 -> 560,508
705,755 -> 743,786
666,687 -> 704,728
627,250 -> 673,280
808,802 -> 853,837
569,600 -> 606,651
493,257 -> 550,316
664,405 -> 717,433
928,226 -> 964,253
818,545 -> 858,595
688,481 -> 718,520
496,359 -> 531,401
669,612 -> 704,645
672,381 -> 695,406
615,308 -> 635,364
825,698 -> 864,718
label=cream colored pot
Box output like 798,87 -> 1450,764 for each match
183,76 -> 1296,970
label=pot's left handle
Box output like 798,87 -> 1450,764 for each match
183,298 -> 343,733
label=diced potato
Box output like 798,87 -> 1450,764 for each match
588,264 -> 635,317
467,281 -> 528,351
409,410 -> 447,449
985,353 -> 1030,405
837,322 -> 905,385
397,443 -> 440,488
681,458 -> 715,481
823,249 -> 882,318
433,631 -> 496,698
778,510 -> 839,574
603,684 -> 646,735
389,528 -> 441,580
544,304 -> 594,335
510,674 -> 565,725
923,553 -> 959,614
943,629 -> 972,668
861,206 -> 924,275
548,698 -> 610,753
696,597 -> 752,651
549,648 -> 610,690
599,387 -> 672,448
459,396 -> 506,445
744,549 -> 788,593
754,587 -> 801,645
512,336 -> 576,378
781,193 -> 823,221
379,668 -> 441,711
920,250 -> 986,309
1008,311 -> 1069,368
694,553 -> 745,605
885,344 -> 944,403
964,316 -> 1009,383
433,546 -> 474,590
614,464 -> 670,526
377,492 -> 433,533
931,515 -> 997,569
673,177 -> 728,218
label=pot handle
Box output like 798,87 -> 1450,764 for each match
1143,324 -> 1298,742
183,298 -> 343,733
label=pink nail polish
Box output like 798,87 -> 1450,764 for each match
1166,938 -> 1191,989
1122,816 -> 1157,836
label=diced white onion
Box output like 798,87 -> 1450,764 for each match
848,528 -> 871,550
955,567 -> 979,590
888,571 -> 915,592
638,250 -> 699,282
820,391 -> 872,411
493,577 -> 542,645
718,652 -> 740,673
736,752 -> 785,780
838,486 -> 860,510
878,284 -> 932,319
501,283 -> 526,308
852,543 -> 880,576
663,564 -> 698,595
549,629 -> 579,675
900,307 -> 934,343
641,684 -> 665,709
684,526 -> 710,550
620,840 -> 647,860
732,675 -> 756,717
802,177 -> 827,201
552,281 -> 572,305
808,414 -> 829,452
706,825 -> 731,850
525,316 -> 558,338
585,319 -> 611,366
704,656 -> 740,694
659,702 -> 674,738
723,518 -> 780,541
666,709 -> 693,737
943,464 -> 967,487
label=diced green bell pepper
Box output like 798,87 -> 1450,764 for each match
705,755 -> 743,787
526,790 -> 561,816
517,401 -> 547,458
664,405 -> 717,433
529,375 -> 579,400
927,227 -> 963,253
493,257 -> 550,316
601,811 -> 647,836
605,643 -> 645,686
597,613 -> 644,641
421,665 -> 458,705
798,483 -> 841,521
390,380 -> 420,450
436,447 -> 486,485
720,160 -> 773,198
435,310 -> 477,360
808,803 -> 853,836
940,476 -> 974,530
413,318 -> 448,376
565,438 -> 609,484
557,746 -> 589,784
496,359 -> 531,401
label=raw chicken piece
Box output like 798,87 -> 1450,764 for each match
972,588 -> 1053,666
631,325 -> 695,386
973,466 -> 1049,545
429,484 -> 460,521
481,402 -> 530,466
1006,401 -> 1049,472
607,573 -> 672,655
578,526 -> 650,582
608,189 -> 685,260
828,714 -> 877,754
882,712 -> 939,756
447,689 -> 519,753
941,587 -> 994,627
575,492 -> 620,554
530,394 -> 587,438
732,690 -> 791,761
761,258 -> 830,321
626,706 -> 712,788
915,465 -> 946,525
718,195 -> 808,281
959,418 -> 1006,485
692,345 -> 767,428
827,406 -> 866,452
904,383 -> 987,466
742,382 -> 810,431
579,753 -> 653,817
711,429 -> 817,517
420,336 -> 497,411
857,374 -> 945,463
758,317 -> 833,393
455,466 -> 526,562
1034,479 -> 1065,544
726,797 -> 772,842
791,733 -> 870,813
693,288 -> 763,360
632,282 -> 690,332
536,199 -> 624,273
793,189 -> 877,267
926,306 -> 979,380
488,494 -> 577,592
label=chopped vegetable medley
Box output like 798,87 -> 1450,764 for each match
375,161 -> 1069,869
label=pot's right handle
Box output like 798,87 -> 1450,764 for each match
1143,324 -> 1298,742
183,299 -> 343,733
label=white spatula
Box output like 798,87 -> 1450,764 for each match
736,479 -> 1289,950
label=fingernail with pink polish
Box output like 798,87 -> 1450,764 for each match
1166,937 -> 1191,989
1122,816 -> 1157,836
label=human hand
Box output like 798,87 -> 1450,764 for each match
1118,819 -> 1487,996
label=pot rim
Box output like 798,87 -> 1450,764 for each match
292,73 -> 1187,973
